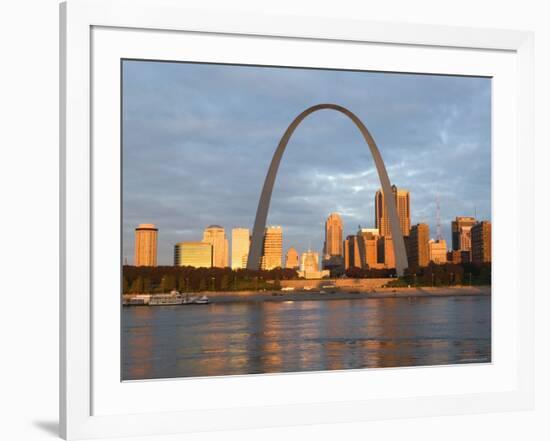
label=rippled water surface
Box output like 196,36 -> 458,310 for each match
122,295 -> 491,380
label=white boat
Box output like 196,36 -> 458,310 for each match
193,295 -> 210,305
179,294 -> 210,305
148,292 -> 183,306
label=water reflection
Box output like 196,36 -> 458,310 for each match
122,296 -> 491,380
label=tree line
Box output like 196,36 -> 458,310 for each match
387,262 -> 491,287
122,261 -> 491,294
122,266 -> 298,294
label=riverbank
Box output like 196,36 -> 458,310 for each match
203,285 -> 490,303
122,285 -> 491,305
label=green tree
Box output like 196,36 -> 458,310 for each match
161,274 -> 176,292
130,276 -> 143,293
220,274 -> 230,291
199,278 -> 207,291
178,276 -> 186,292
143,277 -> 152,293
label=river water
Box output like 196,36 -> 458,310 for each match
122,295 -> 491,380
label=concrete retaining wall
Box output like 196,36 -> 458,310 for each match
280,278 -> 392,290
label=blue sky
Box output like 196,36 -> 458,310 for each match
122,60 -> 491,265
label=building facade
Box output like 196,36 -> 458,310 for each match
409,223 -> 430,268
377,235 -> 395,269
203,225 -> 229,268
344,235 -> 358,270
471,221 -> 492,264
174,242 -> 212,268
358,229 -> 379,268
261,226 -> 282,270
285,247 -> 299,270
447,250 -> 471,264
231,227 -> 250,270
343,229 -> 384,269
134,223 -> 158,266
451,216 -> 477,251
428,239 -> 448,264
323,212 -> 343,258
375,185 -> 411,237
300,250 -> 319,273
298,250 -> 329,279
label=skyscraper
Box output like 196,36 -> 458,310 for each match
375,185 -> 411,237
134,223 -> 158,266
285,247 -> 299,270
409,223 -> 430,268
174,242 -> 212,268
323,213 -> 343,258
231,227 -> 250,270
451,216 -> 477,251
203,225 -> 229,268
471,221 -> 491,264
261,226 -> 282,270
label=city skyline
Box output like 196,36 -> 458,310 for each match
122,61 -> 491,265
130,208 -> 490,270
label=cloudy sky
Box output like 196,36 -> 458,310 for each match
122,60 -> 491,265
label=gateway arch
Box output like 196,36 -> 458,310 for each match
246,103 -> 409,276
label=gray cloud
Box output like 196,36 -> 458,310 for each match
122,61 -> 491,264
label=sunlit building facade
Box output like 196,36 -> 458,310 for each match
285,247 -> 299,270
323,212 -> 343,258
231,227 -> 250,270
375,185 -> 411,237
134,223 -> 158,266
471,221 -> 492,264
451,216 -> 477,251
377,235 -> 395,269
203,225 -> 229,268
409,223 -> 430,268
298,250 -> 329,279
300,250 -> 319,273
174,242 -> 212,268
261,226 -> 283,270
428,239 -> 448,264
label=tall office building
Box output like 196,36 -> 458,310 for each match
231,227 -> 250,270
409,223 -> 430,268
375,185 -> 411,237
285,247 -> 299,269
134,223 -> 158,266
261,226 -> 283,270
428,239 -> 448,264
451,216 -> 477,251
323,213 -> 343,258
471,221 -> 492,264
174,242 -> 212,268
322,213 -> 345,275
203,225 -> 229,268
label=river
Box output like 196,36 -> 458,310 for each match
122,295 -> 491,380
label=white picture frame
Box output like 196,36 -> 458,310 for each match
60,0 -> 534,439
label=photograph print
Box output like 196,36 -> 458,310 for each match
121,60 -> 491,381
